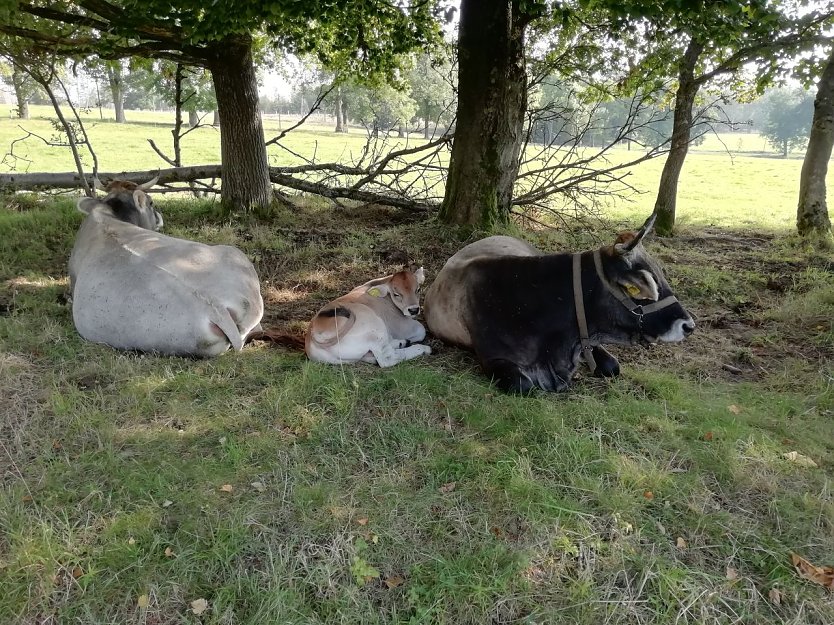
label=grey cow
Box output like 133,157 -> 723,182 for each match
68,179 -> 263,357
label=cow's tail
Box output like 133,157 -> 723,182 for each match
308,305 -> 355,347
246,328 -> 306,350
210,307 -> 245,352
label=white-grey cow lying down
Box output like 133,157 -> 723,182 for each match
68,179 -> 264,357
424,215 -> 695,393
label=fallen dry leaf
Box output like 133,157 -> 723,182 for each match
384,575 -> 405,588
21,494 -> 33,502
190,598 -> 209,615
782,451 -> 818,468
768,587 -> 782,605
675,537 -> 687,550
728,404 -> 742,415
161,500 -> 173,508
438,481 -> 456,494
791,552 -> 834,590
128,537 -> 136,545
219,484 -> 233,493
643,490 -> 654,501
71,566 -> 83,579
250,481 -> 266,492
726,567 -> 739,581
703,431 -> 714,441
356,517 -> 369,526
164,547 -> 175,558
137,594 -> 149,609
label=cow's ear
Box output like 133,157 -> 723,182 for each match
77,197 -> 99,215
367,284 -> 390,298
413,266 -> 425,285
617,269 -> 659,301
132,189 -> 152,211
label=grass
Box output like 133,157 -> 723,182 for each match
2,104 -> 833,232
1,105 -> 834,623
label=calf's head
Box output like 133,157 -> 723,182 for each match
78,176 -> 163,231
600,214 -> 694,343
367,266 -> 426,317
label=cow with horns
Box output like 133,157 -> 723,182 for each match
68,176 -> 264,357
423,215 -> 695,393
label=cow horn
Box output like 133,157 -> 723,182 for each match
137,175 -> 159,190
93,176 -> 105,191
616,213 -> 656,254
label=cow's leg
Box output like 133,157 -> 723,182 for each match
483,358 -> 536,394
591,346 -> 620,378
400,320 -> 427,344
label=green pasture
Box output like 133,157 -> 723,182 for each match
1,104 -> 826,232
1,104 -> 834,623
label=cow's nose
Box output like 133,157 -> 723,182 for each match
683,319 -> 695,336
408,305 -> 420,316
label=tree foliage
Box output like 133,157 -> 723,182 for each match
761,87 -> 814,156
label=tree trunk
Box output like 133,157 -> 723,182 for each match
653,38 -> 704,236
212,110 -> 220,126
106,63 -> 126,123
12,69 -> 29,120
397,123 -> 405,138
340,98 -> 349,133
782,139 -> 788,158
188,109 -> 199,127
438,0 -> 529,228
206,36 -> 272,211
796,46 -> 834,240
334,86 -> 344,133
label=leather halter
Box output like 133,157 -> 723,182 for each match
572,249 -> 680,373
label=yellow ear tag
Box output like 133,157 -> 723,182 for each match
625,284 -> 642,297
368,287 -> 382,297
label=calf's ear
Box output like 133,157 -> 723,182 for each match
77,197 -> 99,215
367,284 -> 390,298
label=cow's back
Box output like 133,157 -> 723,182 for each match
425,236 -> 541,346
70,213 -> 263,356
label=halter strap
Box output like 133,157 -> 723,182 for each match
573,248 -> 682,374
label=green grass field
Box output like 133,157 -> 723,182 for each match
1,105 -> 833,624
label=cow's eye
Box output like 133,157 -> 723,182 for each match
393,292 -> 402,298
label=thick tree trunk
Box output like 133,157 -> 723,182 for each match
653,39 -> 704,236
206,36 -> 272,211
106,63 -> 126,123
212,110 -> 220,126
12,69 -> 29,120
796,46 -> 834,240
188,109 -> 199,127
438,0 -> 529,228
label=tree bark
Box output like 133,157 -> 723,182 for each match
12,69 -> 29,120
206,36 -> 272,211
188,109 -> 199,127
106,62 -> 126,123
653,38 -> 704,236
397,123 -> 405,138
212,110 -> 220,126
796,46 -> 834,240
438,0 -> 529,228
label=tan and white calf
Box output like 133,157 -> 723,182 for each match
306,267 -> 431,367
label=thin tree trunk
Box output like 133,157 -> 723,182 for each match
397,123 -> 405,138
188,109 -> 199,128
423,97 -> 431,139
106,62 -> 126,123
653,38 -> 704,236
796,46 -> 834,240
212,110 -> 220,126
334,86 -> 344,133
172,64 -> 184,167
340,98 -> 349,133
12,69 -> 29,120
206,35 -> 272,211
783,139 -> 788,158
439,0 -> 530,227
